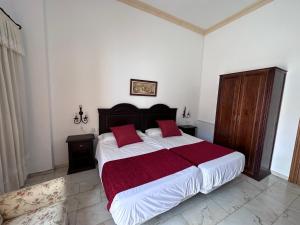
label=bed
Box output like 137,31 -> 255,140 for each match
146,129 -> 245,193
96,104 -> 202,225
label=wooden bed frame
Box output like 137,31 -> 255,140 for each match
98,103 -> 177,134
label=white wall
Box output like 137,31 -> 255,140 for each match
1,0 -> 53,173
198,0 -> 300,177
45,0 -> 204,166
0,0 -> 14,16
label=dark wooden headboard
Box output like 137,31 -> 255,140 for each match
142,104 -> 177,130
98,103 -> 177,134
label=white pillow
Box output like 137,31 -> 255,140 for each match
137,130 -> 146,137
98,130 -> 145,143
98,132 -> 116,143
145,128 -> 184,137
145,128 -> 162,137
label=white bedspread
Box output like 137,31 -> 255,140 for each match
96,136 -> 163,176
95,136 -> 201,225
149,133 -> 245,193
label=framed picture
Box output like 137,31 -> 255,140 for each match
130,79 -> 158,97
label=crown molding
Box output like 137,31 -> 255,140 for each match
118,0 -> 205,35
204,0 -> 273,35
118,0 -> 273,36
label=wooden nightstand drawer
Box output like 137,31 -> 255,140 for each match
66,134 -> 95,174
71,142 -> 90,153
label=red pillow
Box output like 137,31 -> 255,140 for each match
110,124 -> 143,147
157,120 -> 182,138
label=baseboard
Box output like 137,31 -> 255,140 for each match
27,168 -> 54,178
54,164 -> 68,169
271,170 -> 288,180
27,164 -> 68,178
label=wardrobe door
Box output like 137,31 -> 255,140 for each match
214,75 -> 242,148
234,70 -> 269,177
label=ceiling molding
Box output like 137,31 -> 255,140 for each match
118,0 -> 273,36
204,0 -> 274,35
117,0 -> 205,35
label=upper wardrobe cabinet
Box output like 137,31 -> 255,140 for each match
214,67 -> 286,180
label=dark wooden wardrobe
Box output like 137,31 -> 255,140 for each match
214,67 -> 286,180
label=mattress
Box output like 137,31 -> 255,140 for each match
149,133 -> 245,193
95,135 -> 202,225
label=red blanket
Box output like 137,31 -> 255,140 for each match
170,141 -> 234,166
102,149 -> 192,210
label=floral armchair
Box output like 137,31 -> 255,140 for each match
0,177 -> 68,225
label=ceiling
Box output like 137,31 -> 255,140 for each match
141,0 -> 257,29
119,0 -> 272,35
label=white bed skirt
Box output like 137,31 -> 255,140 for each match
110,167 -> 202,225
199,152 -> 245,193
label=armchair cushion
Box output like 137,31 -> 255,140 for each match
3,202 -> 67,225
0,177 -> 66,220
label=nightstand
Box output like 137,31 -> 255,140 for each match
178,125 -> 197,137
66,134 -> 95,174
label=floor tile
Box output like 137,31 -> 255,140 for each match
209,181 -> 261,213
25,166 -> 300,225
54,167 -> 68,178
98,219 -> 116,225
273,180 -> 300,195
181,197 -> 228,225
217,207 -> 268,225
100,189 -> 108,202
68,211 -> 77,225
65,182 -> 80,197
260,174 -> 283,187
272,209 -> 300,225
244,177 -> 270,191
66,169 -> 100,185
72,185 -> 102,210
243,192 -> 287,225
288,196 -> 300,212
158,215 -> 189,225
65,196 -> 79,212
76,202 -> 112,225
79,181 -> 100,193
229,174 -> 247,185
263,182 -> 299,207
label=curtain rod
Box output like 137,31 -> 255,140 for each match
0,7 -> 22,30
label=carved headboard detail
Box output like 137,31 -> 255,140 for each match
98,103 -> 177,134
142,104 -> 177,130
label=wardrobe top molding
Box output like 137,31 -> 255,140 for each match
219,67 -> 287,77
118,0 -> 273,35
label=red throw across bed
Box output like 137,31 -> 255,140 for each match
102,149 -> 192,210
170,141 -> 234,166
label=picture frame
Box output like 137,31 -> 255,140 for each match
130,79 -> 158,97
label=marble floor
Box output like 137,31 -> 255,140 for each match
26,168 -> 300,225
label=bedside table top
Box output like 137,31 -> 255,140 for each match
178,125 -> 196,129
66,133 -> 95,143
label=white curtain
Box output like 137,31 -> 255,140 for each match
0,11 -> 27,193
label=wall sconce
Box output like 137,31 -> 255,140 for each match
74,105 -> 88,124
182,106 -> 191,118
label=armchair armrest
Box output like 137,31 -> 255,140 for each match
0,177 -> 66,220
